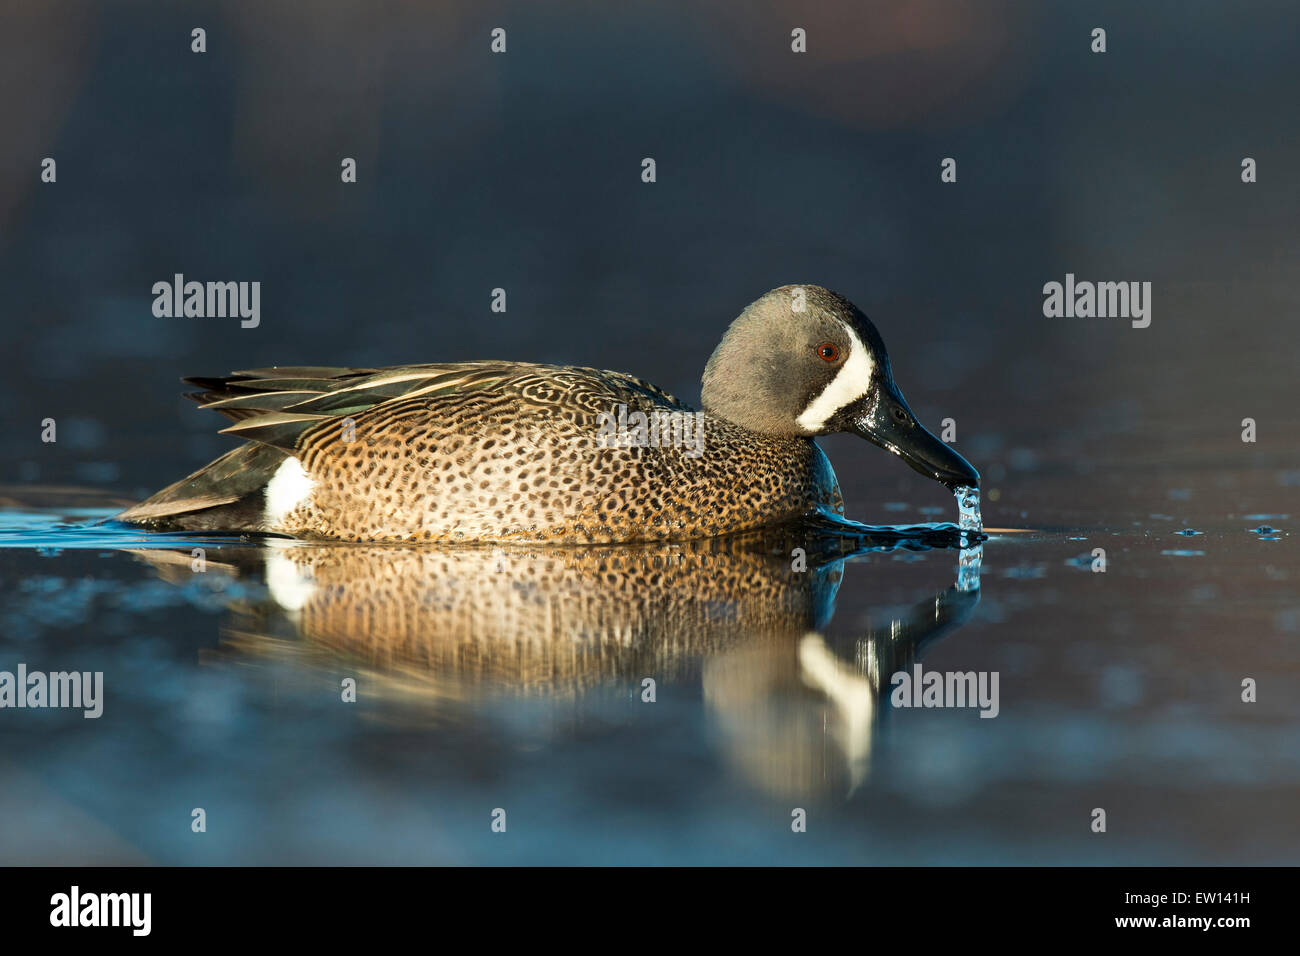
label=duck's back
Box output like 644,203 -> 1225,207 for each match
118,361 -> 843,542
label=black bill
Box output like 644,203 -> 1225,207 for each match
846,384 -> 980,490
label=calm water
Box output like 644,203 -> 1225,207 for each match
0,453 -> 1295,865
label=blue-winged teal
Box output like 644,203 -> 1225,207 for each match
118,285 -> 979,542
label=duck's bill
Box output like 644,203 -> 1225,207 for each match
849,389 -> 980,490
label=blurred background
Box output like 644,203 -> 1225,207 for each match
2,0 -> 1297,518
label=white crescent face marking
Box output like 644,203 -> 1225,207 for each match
264,456 -> 315,525
795,324 -> 875,433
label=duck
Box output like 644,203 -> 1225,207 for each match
116,285 -> 979,542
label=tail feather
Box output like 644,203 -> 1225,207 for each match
116,442 -> 288,527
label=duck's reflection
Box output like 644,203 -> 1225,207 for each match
705,567 -> 980,801
131,525 -> 982,802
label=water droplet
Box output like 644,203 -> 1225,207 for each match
953,485 -> 982,534
957,544 -> 982,592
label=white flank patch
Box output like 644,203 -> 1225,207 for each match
795,324 -> 875,432
265,547 -> 315,613
264,456 -> 314,526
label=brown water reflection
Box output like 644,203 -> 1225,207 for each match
131,528 -> 979,803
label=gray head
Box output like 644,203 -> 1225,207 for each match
701,285 -> 979,489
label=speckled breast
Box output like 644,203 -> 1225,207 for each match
277,381 -> 844,543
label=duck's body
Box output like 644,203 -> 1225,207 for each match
119,361 -> 844,542
118,286 -> 978,542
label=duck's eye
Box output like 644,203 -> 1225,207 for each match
816,343 -> 839,362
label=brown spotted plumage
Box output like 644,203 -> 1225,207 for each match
120,361 -> 843,542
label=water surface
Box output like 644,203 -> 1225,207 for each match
0,465 -> 1294,865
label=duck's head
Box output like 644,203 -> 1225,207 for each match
701,285 -> 979,490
